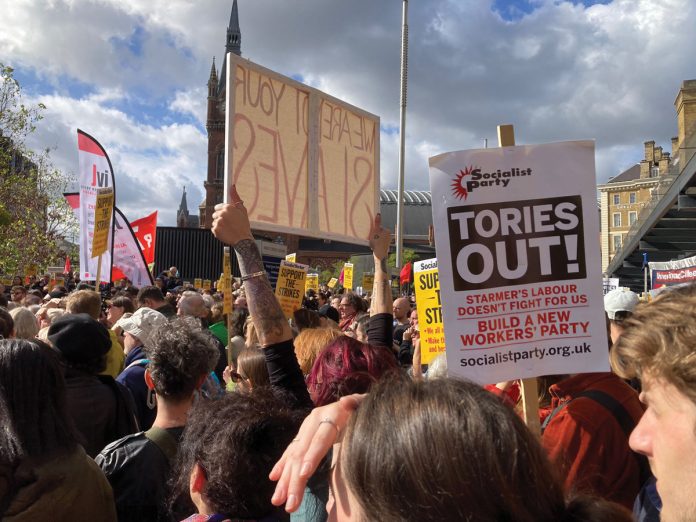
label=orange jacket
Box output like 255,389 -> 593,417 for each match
541,372 -> 644,510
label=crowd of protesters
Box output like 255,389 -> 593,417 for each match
1,187 -> 695,521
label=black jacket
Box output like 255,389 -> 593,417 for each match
96,427 -> 186,522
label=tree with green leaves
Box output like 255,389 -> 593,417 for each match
0,64 -> 77,276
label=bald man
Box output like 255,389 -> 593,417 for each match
177,291 -> 226,382
392,297 -> 411,345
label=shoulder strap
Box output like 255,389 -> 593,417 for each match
144,426 -> 179,462
574,390 -> 635,438
542,388 -> 652,484
541,401 -> 567,434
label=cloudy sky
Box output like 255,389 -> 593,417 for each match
2,0 -> 695,225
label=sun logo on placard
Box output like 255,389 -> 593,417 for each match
451,166 -> 474,200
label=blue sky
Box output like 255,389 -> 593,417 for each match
493,0 -> 611,21
2,0 -> 695,226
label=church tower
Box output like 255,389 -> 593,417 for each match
200,0 -> 242,228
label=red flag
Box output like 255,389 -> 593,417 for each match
400,262 -> 412,285
129,211 -> 157,268
64,256 -> 72,275
338,267 -> 345,285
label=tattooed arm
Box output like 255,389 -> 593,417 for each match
212,186 -> 292,347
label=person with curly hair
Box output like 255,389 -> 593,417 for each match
172,389 -> 304,522
96,317 -> 220,521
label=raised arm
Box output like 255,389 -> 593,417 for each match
212,185 -> 291,346
369,213 -> 392,316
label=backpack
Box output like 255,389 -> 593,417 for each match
541,389 -> 652,486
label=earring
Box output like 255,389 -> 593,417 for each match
146,388 -> 157,409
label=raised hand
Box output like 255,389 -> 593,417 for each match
269,394 -> 366,512
369,213 -> 391,261
211,184 -> 254,247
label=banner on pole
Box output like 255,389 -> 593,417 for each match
129,211 -> 157,272
65,192 -> 152,287
429,140 -> 608,384
649,255 -> 696,288
77,130 -> 115,282
413,259 -> 445,365
275,260 -> 308,318
343,263 -> 354,290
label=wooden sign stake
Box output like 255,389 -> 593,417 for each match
497,123 -> 541,437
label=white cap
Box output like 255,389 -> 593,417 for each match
604,288 -> 639,320
115,307 -> 167,348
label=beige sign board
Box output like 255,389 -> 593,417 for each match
224,54 -> 380,246
92,188 -> 114,258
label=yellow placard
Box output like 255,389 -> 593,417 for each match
275,260 -> 308,318
305,273 -> 319,294
414,259 -> 445,364
285,253 -> 297,263
1,278 -> 12,286
223,248 -> 233,314
92,188 -> 114,258
327,277 -> 338,289
25,264 -> 38,277
203,280 -> 212,291
194,278 -> 202,289
343,263 -> 353,290
361,273 -> 374,293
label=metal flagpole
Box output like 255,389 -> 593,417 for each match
396,0 -> 409,269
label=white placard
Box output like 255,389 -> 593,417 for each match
429,140 -> 609,384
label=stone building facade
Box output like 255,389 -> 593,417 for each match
598,80 -> 696,272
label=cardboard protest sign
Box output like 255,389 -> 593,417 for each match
224,54 -> 380,246
414,259 -> 445,364
361,273 -> 374,293
602,278 -> 619,295
343,263 -> 354,290
429,141 -> 608,384
92,188 -> 114,258
305,273 -> 319,294
275,261 -> 308,318
327,277 -> 338,289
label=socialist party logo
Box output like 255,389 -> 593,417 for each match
451,165 -> 533,200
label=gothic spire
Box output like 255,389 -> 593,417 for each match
207,57 -> 218,96
226,0 -> 241,56
218,0 -> 241,94
178,186 -> 189,215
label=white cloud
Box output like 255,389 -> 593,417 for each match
3,0 -> 696,229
